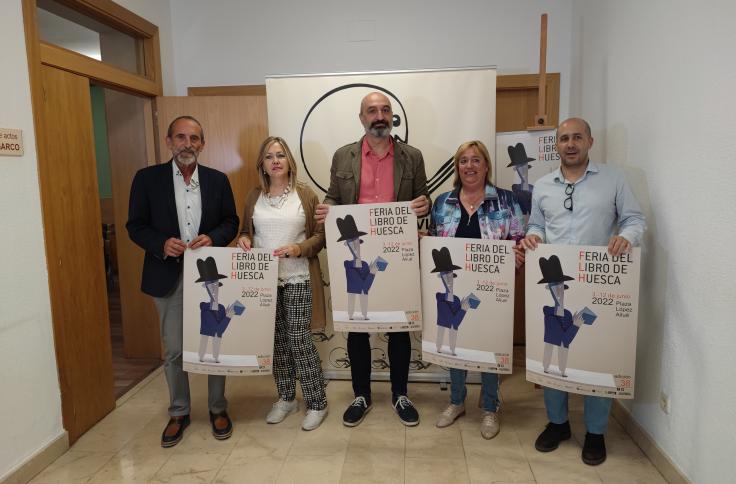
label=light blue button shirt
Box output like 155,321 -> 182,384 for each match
526,162 -> 645,246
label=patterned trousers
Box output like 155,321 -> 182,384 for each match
273,281 -> 327,410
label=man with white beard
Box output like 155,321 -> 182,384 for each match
127,116 -> 239,447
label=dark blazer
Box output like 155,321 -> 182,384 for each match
324,136 -> 430,207
126,161 -> 239,297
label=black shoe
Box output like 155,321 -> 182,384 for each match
209,410 -> 233,440
393,395 -> 419,426
161,415 -> 190,448
582,432 -> 607,465
535,421 -> 571,452
343,396 -> 372,427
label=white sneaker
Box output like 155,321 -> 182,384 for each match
480,411 -> 500,439
266,399 -> 298,424
301,408 -> 328,431
436,403 -> 465,428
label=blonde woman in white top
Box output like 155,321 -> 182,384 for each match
237,137 -> 328,430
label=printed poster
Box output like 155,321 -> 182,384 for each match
183,247 -> 278,375
420,236 -> 516,373
525,244 -> 641,398
495,130 -> 559,215
325,202 -> 421,332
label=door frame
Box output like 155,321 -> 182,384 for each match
22,0 -> 164,442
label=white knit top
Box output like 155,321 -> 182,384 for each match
252,190 -> 310,284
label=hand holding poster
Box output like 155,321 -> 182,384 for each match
525,244 -> 641,398
183,247 -> 278,375
420,236 -> 516,373
325,202 -> 421,332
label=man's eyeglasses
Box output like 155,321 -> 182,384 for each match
564,183 -> 574,211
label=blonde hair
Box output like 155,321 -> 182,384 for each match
256,136 -> 298,193
451,140 -> 493,188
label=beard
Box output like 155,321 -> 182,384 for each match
366,121 -> 391,138
174,148 -> 198,166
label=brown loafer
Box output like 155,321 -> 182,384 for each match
209,411 -> 233,440
161,415 -> 190,448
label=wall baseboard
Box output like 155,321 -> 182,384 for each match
612,401 -> 690,484
0,431 -> 68,484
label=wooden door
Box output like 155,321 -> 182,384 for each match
38,65 -> 115,443
104,89 -> 161,358
155,96 -> 269,214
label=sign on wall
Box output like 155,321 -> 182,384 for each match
0,128 -> 23,156
182,247 -> 278,376
525,244 -> 641,398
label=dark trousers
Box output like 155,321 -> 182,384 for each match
347,331 -> 411,399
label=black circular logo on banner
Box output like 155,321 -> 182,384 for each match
299,83 -> 455,195
299,84 -> 409,193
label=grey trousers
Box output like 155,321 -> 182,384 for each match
153,275 -> 227,416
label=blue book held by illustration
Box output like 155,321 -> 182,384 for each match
467,292 -> 481,309
232,300 -> 246,316
375,256 -> 388,271
580,306 -> 597,325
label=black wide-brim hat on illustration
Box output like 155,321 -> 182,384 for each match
195,256 -> 227,286
537,255 -> 573,289
431,247 -> 462,276
336,214 -> 367,242
506,142 -> 535,167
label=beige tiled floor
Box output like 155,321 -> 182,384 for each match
30,365 -> 667,484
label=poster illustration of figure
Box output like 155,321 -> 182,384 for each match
431,247 -> 474,356
420,236 -> 515,373
336,214 -> 382,321
183,247 -> 279,375
506,143 -> 535,214
537,255 -> 590,377
495,130 -> 559,215
194,256 -> 243,364
325,202 -> 421,332
525,244 -> 641,398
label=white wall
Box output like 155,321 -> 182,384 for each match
0,1 -> 64,479
115,0 -> 176,95
570,1 -> 736,482
0,2 -> 175,479
168,0 -> 573,116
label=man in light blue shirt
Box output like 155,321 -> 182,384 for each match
520,117 -> 646,466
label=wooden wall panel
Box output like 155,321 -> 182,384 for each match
188,85 -> 266,97
38,65 -> 115,443
104,88 -> 162,358
155,96 -> 269,223
497,73 -> 560,132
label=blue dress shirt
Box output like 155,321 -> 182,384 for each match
526,162 -> 645,246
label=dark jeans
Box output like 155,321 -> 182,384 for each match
347,331 -> 410,399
